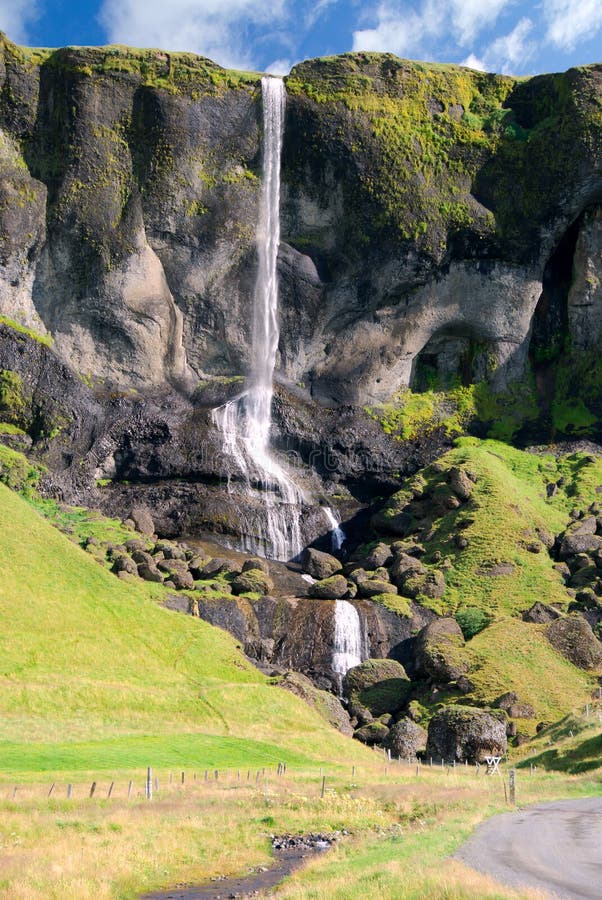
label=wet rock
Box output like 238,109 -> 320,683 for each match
383,717 -> 427,759
426,706 -> 507,763
308,574 -> 348,599
303,548 -> 342,580
415,618 -> 470,682
546,614 -> 602,669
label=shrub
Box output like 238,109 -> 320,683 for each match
455,605 -> 490,640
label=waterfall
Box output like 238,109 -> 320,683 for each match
323,506 -> 346,552
211,77 -> 303,561
332,600 -> 365,679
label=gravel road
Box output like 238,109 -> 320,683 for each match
455,796 -> 602,899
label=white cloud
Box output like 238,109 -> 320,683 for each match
352,0 -> 513,58
98,0 -> 288,70
305,0 -> 339,29
461,52 -> 487,70
476,17 -> 535,74
0,0 -> 39,43
265,57 -> 293,75
542,0 -> 602,51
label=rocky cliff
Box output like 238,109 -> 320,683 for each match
0,35 -> 601,546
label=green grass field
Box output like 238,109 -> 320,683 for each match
0,483 -> 367,774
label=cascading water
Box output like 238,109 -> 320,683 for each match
332,600 -> 366,686
323,506 -> 346,552
212,77 -> 303,561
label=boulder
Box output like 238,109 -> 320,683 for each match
566,515 -> 597,537
131,549 -> 155,567
343,658 -> 411,717
169,570 -> 194,590
559,533 -> 602,560
157,558 -> 189,575
111,554 -> 138,576
188,554 -> 209,579
231,568 -> 274,596
357,578 -> 396,599
546,614 -> 602,670
494,692 -> 535,718
361,543 -> 394,570
128,505 -> 155,536
383,718 -> 427,759
426,706 -> 507,763
522,602 -> 562,624
308,574 -> 349,599
415,618 -> 470,683
303,548 -> 342,580
354,721 -> 390,746
137,563 -> 164,583
389,553 -> 426,590
448,466 -> 473,502
200,557 -> 242,578
242,557 -> 271,575
403,570 -> 445,600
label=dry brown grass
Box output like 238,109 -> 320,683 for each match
0,758 -> 598,899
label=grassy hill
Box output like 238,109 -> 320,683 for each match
0,483 -> 365,776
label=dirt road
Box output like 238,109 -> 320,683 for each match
455,796 -> 602,899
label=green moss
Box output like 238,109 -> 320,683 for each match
368,593 -> 412,617
0,370 -> 27,425
0,316 -> 53,347
0,445 -> 44,493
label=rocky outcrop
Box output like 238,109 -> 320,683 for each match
546,614 -> 602,670
426,706 -> 507,763
278,671 -> 352,735
383,718 -> 427,759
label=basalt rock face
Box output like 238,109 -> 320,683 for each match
1,37 -> 601,546
1,37 -> 601,410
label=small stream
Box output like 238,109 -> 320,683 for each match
141,834 -> 333,899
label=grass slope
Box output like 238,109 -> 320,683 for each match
376,438 -> 600,723
0,484 -> 363,774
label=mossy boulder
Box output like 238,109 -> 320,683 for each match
303,548 -> 342,580
357,577 -> 396,599
383,718 -> 427,759
426,706 -> 507,763
343,658 -> 411,717
111,554 -> 137,576
447,466 -> 474,502
415,618 -> 470,683
308,574 -> 348,599
231,568 -> 274,596
546,614 -> 602,670
354,720 -> 390,746
403,569 -> 445,600
200,557 -> 242,578
242,557 -> 271,575
389,552 -> 426,590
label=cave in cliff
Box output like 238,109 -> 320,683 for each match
410,329 -> 491,392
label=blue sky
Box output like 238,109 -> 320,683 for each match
2,0 -> 601,76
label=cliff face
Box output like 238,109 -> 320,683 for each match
1,37 -> 600,408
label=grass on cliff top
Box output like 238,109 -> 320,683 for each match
0,482 -> 367,774
517,708 -> 602,773
1,32 -> 261,94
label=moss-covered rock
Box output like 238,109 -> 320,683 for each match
354,720 -> 390,746
383,717 -> 427,759
426,705 -> 507,762
344,658 -> 411,717
231,568 -> 274,596
308,574 -> 348,599
415,617 -> 470,682
278,671 -> 352,736
546,614 -> 602,670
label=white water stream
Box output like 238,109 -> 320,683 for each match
212,77 -> 303,561
323,506 -> 346,552
332,600 -> 366,680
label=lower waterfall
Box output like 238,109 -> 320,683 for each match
332,600 -> 365,684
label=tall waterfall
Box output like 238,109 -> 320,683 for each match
332,600 -> 365,681
212,77 -> 302,561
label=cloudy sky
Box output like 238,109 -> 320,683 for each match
2,0 -> 601,75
